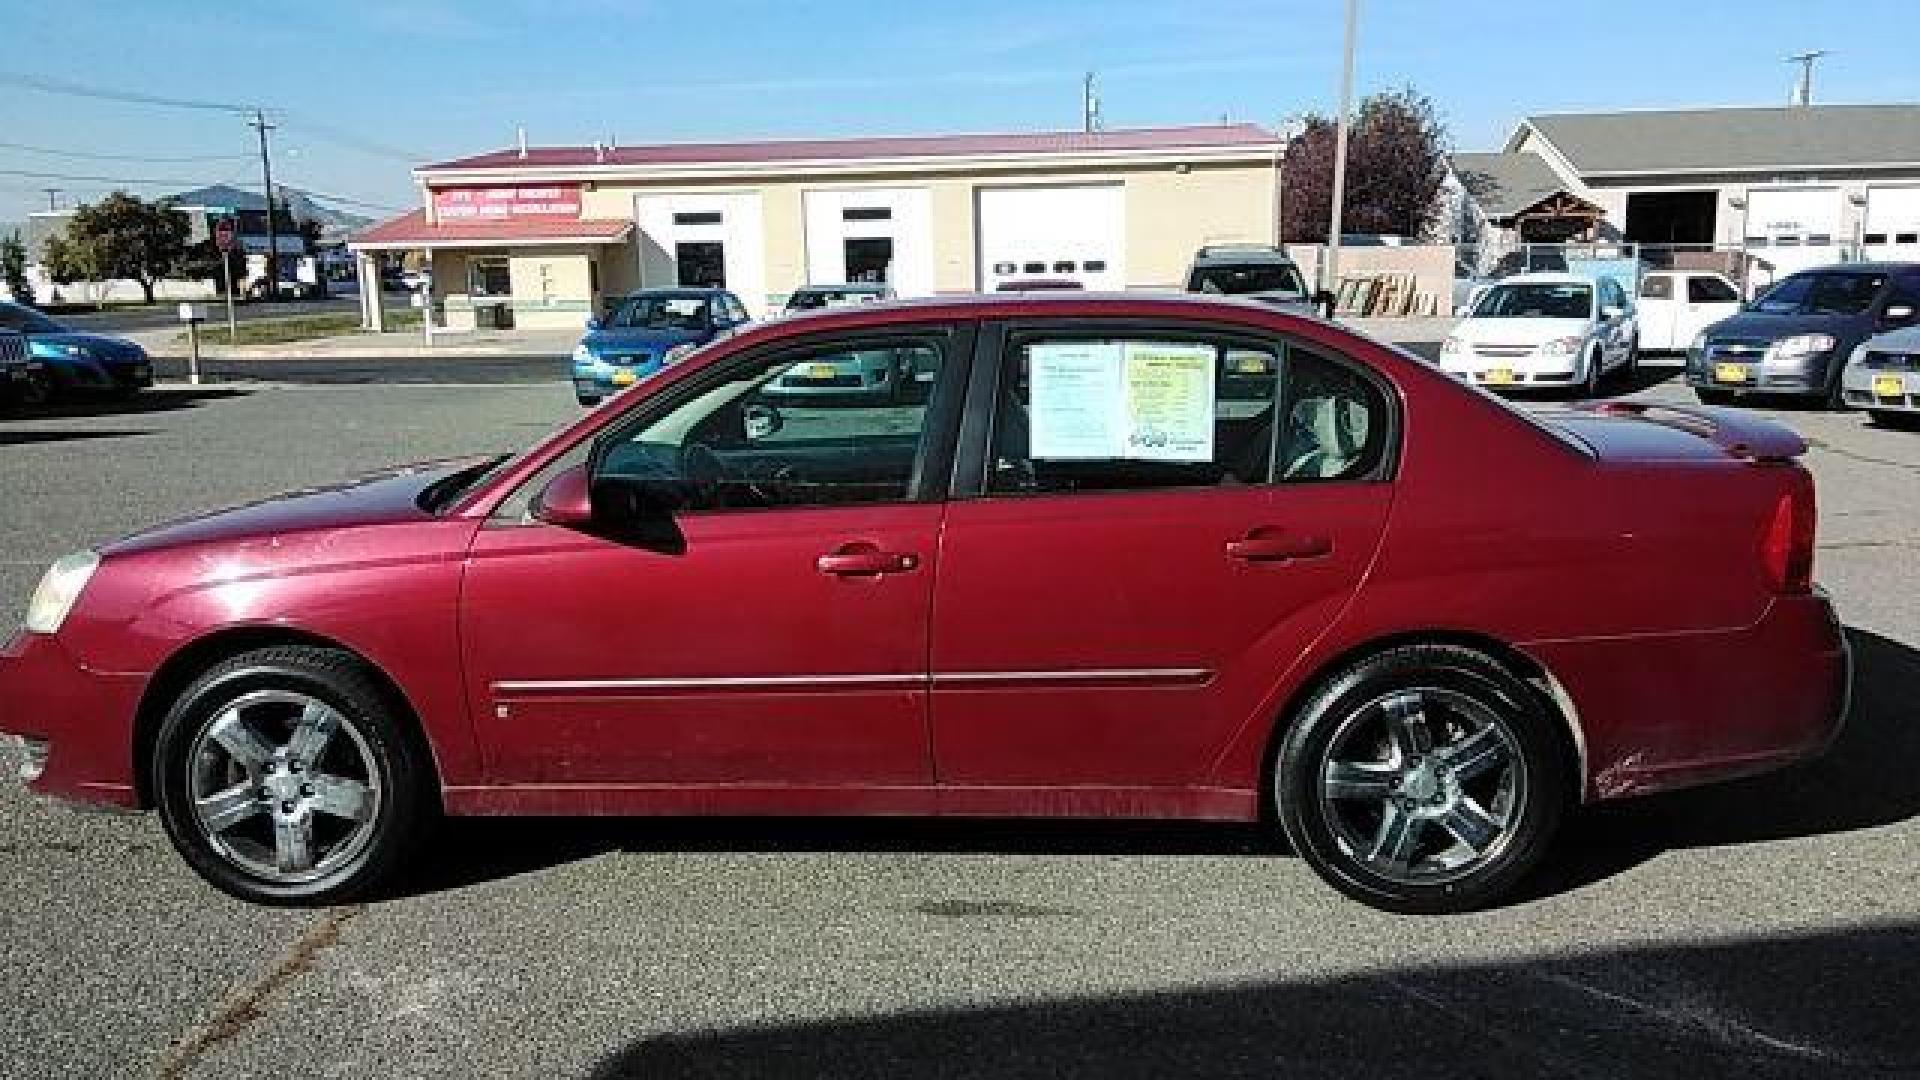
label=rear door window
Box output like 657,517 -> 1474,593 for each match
1687,276 -> 1739,303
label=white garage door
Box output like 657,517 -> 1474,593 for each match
1864,185 -> 1920,261
632,192 -> 767,315
976,185 -> 1125,291
802,187 -> 933,298
1742,187 -> 1844,277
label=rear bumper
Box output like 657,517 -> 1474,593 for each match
0,631 -> 144,809
1527,591 -> 1849,801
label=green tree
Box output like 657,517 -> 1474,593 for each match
1,230 -> 31,306
39,191 -> 190,305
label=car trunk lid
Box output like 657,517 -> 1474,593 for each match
1543,401 -> 1808,463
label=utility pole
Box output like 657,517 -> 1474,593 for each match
41,188 -> 60,212
249,109 -> 278,295
1786,50 -> 1828,107
1325,0 -> 1360,294
1082,71 -> 1101,133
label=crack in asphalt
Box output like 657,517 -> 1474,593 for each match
153,905 -> 361,1080
1805,438 -> 1920,475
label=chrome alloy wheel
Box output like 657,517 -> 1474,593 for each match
1317,688 -> 1525,886
186,690 -> 382,884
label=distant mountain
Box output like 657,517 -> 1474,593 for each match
167,184 -> 374,238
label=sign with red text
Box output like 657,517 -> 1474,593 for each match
432,185 -> 582,221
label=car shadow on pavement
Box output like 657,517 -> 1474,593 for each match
2,386 -> 247,421
1527,625 -> 1920,899
584,922 -> 1920,1079
1497,364 -> 1684,403
397,625 -> 1918,907
0,428 -> 156,445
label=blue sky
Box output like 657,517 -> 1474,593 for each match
4,0 -> 1917,224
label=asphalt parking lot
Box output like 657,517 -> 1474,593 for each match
2,360 -> 1918,1078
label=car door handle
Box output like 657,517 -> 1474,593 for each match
817,543 -> 919,577
1225,529 -> 1332,563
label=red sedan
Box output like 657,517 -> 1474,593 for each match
0,294 -> 1847,913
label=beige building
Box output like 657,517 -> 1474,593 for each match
350,124 -> 1282,331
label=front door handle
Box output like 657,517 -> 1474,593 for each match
817,542 -> 919,577
1225,529 -> 1332,563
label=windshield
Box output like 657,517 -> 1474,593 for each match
0,304 -> 66,334
1471,282 -> 1592,319
614,295 -> 712,331
1752,272 -> 1885,315
788,290 -> 881,310
1189,264 -> 1306,298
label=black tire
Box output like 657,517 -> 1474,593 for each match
1274,644 -> 1569,915
577,394 -> 599,408
1581,347 -> 1601,398
151,646 -> 433,905
1622,337 -> 1639,383
1869,409 -> 1919,430
1825,372 -> 1849,412
18,369 -> 53,408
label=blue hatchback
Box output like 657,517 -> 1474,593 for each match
571,288 -> 749,406
0,301 -> 153,405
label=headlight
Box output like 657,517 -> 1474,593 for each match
1440,336 -> 1464,355
62,344 -> 91,357
1771,334 -> 1836,358
1846,343 -> 1868,369
25,550 -> 100,635
1538,336 -> 1584,357
662,343 -> 696,366
571,344 -> 594,364
1689,330 -> 1709,355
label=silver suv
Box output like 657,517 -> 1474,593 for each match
1185,245 -> 1332,315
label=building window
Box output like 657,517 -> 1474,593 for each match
673,211 -> 723,226
993,262 -> 1017,275
1052,261 -> 1076,274
1022,261 -> 1046,274
842,206 -> 891,221
844,237 -> 893,283
1083,259 -> 1108,273
469,257 -> 511,296
1899,232 -> 1920,245
1865,233 -> 1890,245
676,241 -> 726,288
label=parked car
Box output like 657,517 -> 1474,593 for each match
0,293 -> 1845,915
571,288 -> 749,407
0,301 -> 152,403
1687,263 -> 1920,408
1438,273 -> 1637,393
784,284 -> 893,313
994,278 -> 1084,291
1634,270 -> 1743,353
1185,244 -> 1322,313
245,278 -> 321,302
1841,323 -> 1920,426
760,342 -> 934,403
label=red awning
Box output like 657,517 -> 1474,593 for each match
349,209 -> 633,251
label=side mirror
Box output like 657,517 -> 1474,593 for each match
585,316 -> 603,332
743,402 -> 784,441
531,464 -> 594,528
1883,303 -> 1916,326
1602,305 -> 1625,320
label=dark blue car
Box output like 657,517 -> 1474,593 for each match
571,288 -> 750,407
1687,263 -> 1920,408
0,301 -> 153,405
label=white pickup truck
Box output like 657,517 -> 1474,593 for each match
1635,270 -> 1743,353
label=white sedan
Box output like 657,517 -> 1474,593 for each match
1842,323 -> 1920,426
1439,273 -> 1637,394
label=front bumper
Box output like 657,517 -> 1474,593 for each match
1686,349 -> 1835,395
572,357 -> 662,402
1842,364 -> 1919,412
1439,351 -> 1582,386
0,631 -> 145,808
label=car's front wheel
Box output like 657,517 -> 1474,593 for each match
152,646 -> 432,905
1275,645 -> 1569,914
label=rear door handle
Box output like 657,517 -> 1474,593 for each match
817,542 -> 919,577
1225,529 -> 1332,563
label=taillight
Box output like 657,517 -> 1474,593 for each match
1761,476 -> 1816,594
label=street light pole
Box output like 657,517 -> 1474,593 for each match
1325,0 -> 1360,294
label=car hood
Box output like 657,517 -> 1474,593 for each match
31,331 -> 147,360
581,326 -> 705,354
103,457 -> 491,558
1239,292 -> 1316,311
1453,317 -> 1589,345
1702,309 -> 1866,341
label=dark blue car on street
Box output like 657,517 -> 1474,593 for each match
0,301 -> 153,406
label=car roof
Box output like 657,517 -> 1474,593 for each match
795,283 -> 888,293
1488,273 -> 1596,286
1192,245 -> 1296,265
618,287 -> 727,298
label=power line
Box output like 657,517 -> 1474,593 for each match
277,112 -> 423,162
0,71 -> 246,114
0,139 -> 250,164
0,166 -> 233,186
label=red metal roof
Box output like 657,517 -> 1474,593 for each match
350,210 -> 633,249
422,124 -> 1277,172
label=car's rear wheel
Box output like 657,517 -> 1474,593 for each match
1275,645 -> 1568,914
1868,409 -> 1918,429
152,646 -> 432,905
